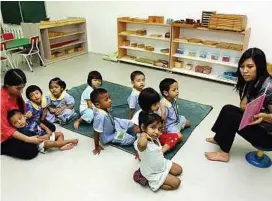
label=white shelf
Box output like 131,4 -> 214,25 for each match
119,33 -> 170,41
119,46 -> 169,56
171,67 -> 236,85
173,54 -> 238,68
119,57 -> 169,70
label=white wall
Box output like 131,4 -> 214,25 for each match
46,1 -> 272,61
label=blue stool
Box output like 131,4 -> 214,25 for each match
246,147 -> 272,168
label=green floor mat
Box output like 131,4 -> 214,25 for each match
61,81 -> 213,159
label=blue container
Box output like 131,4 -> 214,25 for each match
177,48 -> 185,55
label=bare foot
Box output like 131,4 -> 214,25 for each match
205,151 -> 230,162
70,139 -> 79,145
206,137 -> 218,145
60,143 -> 74,151
73,119 -> 81,129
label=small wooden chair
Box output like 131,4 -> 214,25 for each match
1,42 -> 14,70
246,146 -> 272,168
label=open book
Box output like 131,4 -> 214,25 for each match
238,93 -> 266,130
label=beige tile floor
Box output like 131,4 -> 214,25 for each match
1,53 -> 271,201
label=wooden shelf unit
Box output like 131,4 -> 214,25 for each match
117,17 -> 251,85
39,18 -> 88,65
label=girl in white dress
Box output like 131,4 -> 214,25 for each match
134,112 -> 182,191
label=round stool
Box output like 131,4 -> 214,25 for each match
245,147 -> 272,168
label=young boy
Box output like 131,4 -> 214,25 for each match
8,109 -> 78,152
91,88 -> 135,155
74,71 -> 103,129
159,78 -> 191,142
127,71 -> 145,119
25,85 -> 56,132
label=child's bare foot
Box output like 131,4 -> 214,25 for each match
60,143 -> 74,151
205,151 -> 230,162
73,119 -> 81,129
206,137 -> 217,145
71,139 -> 79,145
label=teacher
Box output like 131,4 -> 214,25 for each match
205,48 -> 272,162
1,69 -> 44,159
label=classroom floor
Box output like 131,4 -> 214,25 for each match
1,53 -> 272,201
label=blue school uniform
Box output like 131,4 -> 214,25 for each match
46,91 -> 76,124
25,96 -> 48,122
79,85 -> 94,123
93,108 -> 135,145
127,88 -> 141,112
18,119 -> 46,137
161,98 -> 187,133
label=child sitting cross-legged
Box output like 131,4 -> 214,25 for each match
91,88 -> 136,155
8,109 -> 78,152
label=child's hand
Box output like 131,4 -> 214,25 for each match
55,107 -> 64,116
24,111 -> 32,119
93,145 -> 104,155
39,133 -> 51,140
27,136 -> 45,144
49,108 -> 56,114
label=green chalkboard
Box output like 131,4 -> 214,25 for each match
1,1 -> 22,25
1,1 -> 47,25
20,1 -> 47,23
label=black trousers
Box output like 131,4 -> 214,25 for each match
1,138 -> 39,160
212,104 -> 272,153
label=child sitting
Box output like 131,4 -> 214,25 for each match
131,87 -> 179,153
46,77 -> 76,125
25,85 -> 56,132
8,109 -> 78,152
159,78 -> 191,137
91,88 -> 135,155
74,71 -> 103,129
127,71 -> 145,119
134,112 -> 182,191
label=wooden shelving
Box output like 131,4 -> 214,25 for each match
117,17 -> 251,85
51,40 -> 86,51
49,31 -> 85,40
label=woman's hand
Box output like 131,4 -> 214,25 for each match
250,113 -> 269,125
27,136 -> 45,144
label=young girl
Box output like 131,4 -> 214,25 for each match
134,112 -> 182,191
74,71 -> 103,129
46,77 -> 76,125
25,85 -> 56,132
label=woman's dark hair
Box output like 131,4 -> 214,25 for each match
139,111 -> 162,132
236,48 -> 269,100
87,71 -> 103,87
3,69 -> 27,113
49,77 -> 66,90
26,85 -> 43,100
159,78 -> 177,97
138,88 -> 161,112
90,88 -> 108,104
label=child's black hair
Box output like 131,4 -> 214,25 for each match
7,109 -> 22,122
87,71 -> 103,87
139,111 -> 162,132
49,77 -> 66,90
25,85 -> 43,100
90,88 -> 108,104
130,71 -> 145,81
138,87 -> 161,112
159,78 -> 177,97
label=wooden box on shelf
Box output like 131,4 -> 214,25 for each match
148,16 -> 164,24
209,14 -> 247,32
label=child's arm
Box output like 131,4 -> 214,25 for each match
160,105 -> 167,132
129,109 -> 135,120
87,100 -> 93,109
93,131 -> 104,155
41,108 -> 48,121
137,133 -> 151,152
25,103 -> 33,119
40,123 -> 52,140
